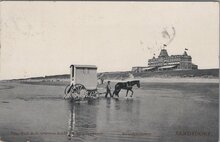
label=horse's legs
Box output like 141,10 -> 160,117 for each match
115,89 -> 120,97
130,89 -> 134,97
113,90 -> 115,97
126,89 -> 129,97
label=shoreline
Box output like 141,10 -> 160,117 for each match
1,77 -> 218,86
106,77 -> 219,83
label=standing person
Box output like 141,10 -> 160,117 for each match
105,81 -> 112,98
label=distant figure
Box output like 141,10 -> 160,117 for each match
100,78 -> 104,84
105,81 -> 112,98
98,77 -> 104,85
98,73 -> 104,84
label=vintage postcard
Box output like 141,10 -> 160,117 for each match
0,1 -> 219,142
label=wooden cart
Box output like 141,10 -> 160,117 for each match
64,65 -> 99,100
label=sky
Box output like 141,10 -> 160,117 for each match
0,2 -> 219,79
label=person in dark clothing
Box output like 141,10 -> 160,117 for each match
105,81 -> 112,98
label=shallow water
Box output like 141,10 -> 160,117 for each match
0,81 -> 218,142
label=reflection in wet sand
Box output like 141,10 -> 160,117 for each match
67,100 -> 75,139
66,99 -> 99,141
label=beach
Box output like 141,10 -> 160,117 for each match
0,78 -> 218,142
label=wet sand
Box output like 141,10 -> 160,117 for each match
0,80 -> 218,142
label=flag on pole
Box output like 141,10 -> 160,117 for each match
185,48 -> 188,51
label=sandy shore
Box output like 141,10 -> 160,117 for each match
0,79 -> 218,142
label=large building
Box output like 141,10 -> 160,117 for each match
132,46 -> 198,73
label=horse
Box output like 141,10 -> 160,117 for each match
113,80 -> 140,97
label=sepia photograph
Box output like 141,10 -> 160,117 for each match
0,1 -> 219,142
